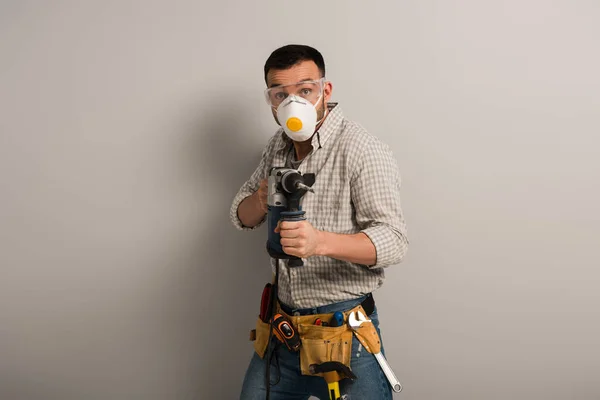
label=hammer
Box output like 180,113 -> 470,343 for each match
309,361 -> 357,400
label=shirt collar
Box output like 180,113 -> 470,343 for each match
276,102 -> 344,152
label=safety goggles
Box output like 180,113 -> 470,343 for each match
264,77 -> 325,108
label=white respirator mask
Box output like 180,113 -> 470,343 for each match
276,95 -> 327,142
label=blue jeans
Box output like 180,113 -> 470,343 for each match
240,296 -> 393,399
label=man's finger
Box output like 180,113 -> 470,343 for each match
279,229 -> 299,238
280,238 -> 301,247
282,246 -> 300,257
280,221 -> 300,230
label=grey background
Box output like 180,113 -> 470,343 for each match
1,1 -> 599,399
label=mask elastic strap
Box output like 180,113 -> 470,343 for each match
314,93 -> 329,133
316,107 -> 328,126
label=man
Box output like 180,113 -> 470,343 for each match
231,44 -> 408,400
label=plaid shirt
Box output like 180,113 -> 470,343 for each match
230,103 -> 408,308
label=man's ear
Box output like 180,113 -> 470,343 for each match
323,81 -> 333,102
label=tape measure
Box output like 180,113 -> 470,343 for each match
272,313 -> 301,352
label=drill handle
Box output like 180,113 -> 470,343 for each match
288,258 -> 303,267
266,209 -> 306,267
281,211 -> 306,267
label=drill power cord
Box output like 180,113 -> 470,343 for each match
264,259 -> 280,400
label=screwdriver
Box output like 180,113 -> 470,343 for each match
330,312 -> 344,327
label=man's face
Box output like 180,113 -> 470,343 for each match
266,60 -> 333,132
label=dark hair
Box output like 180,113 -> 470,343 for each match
264,44 -> 326,83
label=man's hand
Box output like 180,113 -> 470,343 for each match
237,178 -> 268,228
275,220 -> 323,258
256,179 -> 268,213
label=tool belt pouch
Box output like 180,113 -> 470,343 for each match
350,306 -> 381,354
251,318 -> 271,359
297,320 -> 353,377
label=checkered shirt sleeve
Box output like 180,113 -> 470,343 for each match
351,139 -> 408,268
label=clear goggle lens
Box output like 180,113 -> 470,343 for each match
264,78 -> 325,108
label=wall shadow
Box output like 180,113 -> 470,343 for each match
168,97 -> 273,399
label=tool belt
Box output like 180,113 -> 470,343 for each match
250,298 -> 382,378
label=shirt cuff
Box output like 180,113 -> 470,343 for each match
230,191 -> 266,231
361,224 -> 407,268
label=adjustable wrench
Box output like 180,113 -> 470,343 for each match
348,310 -> 403,393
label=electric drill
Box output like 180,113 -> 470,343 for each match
266,167 -> 315,267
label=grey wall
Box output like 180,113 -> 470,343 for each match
1,1 -> 599,399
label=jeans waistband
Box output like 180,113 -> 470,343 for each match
279,293 -> 372,316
